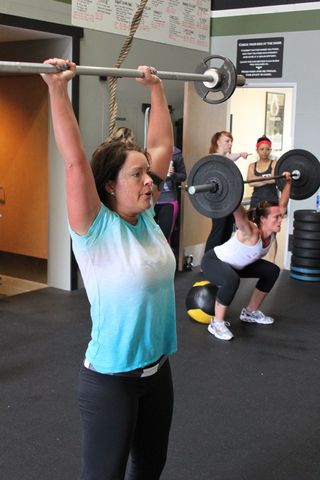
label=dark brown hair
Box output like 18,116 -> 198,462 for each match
247,200 -> 279,227
91,141 -> 151,208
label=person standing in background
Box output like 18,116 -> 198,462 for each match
155,146 -> 187,244
204,131 -> 249,253
246,135 -> 278,209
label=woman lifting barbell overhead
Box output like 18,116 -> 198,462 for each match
201,172 -> 292,341
41,58 -> 177,479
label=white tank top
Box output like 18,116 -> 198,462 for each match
214,231 -> 274,270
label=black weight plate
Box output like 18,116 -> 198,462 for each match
292,238 -> 320,249
294,210 -> 320,223
290,272 -> 320,282
291,265 -> 320,274
292,247 -> 320,259
194,54 -> 237,105
187,154 -> 244,218
291,255 -> 320,268
293,220 -> 320,232
275,149 -> 320,200
293,229 -> 320,240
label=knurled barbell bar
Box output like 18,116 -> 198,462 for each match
185,149 -> 320,218
188,169 -> 301,194
0,55 -> 245,105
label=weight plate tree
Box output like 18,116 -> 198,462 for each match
290,210 -> 320,282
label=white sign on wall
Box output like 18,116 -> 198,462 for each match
71,0 -> 210,52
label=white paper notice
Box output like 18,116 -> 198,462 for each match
72,0 -> 210,52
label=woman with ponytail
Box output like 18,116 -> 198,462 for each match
201,173 -> 292,341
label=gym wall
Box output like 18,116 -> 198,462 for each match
0,2 -> 205,289
210,9 -> 320,268
1,3 -> 319,286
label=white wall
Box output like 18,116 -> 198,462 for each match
1,1 -> 205,147
1,0 -> 70,25
229,86 -> 295,269
75,31 -> 204,153
230,86 -> 294,196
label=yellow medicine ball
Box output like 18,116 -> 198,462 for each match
185,280 -> 217,324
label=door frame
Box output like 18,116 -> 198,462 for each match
230,82 -> 297,270
0,13 -> 83,289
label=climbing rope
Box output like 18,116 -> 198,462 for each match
107,0 -> 149,138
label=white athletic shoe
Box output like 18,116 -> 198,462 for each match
240,307 -> 274,325
208,319 -> 234,341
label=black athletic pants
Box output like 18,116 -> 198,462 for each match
154,203 -> 177,243
201,249 -> 280,306
78,360 -> 173,480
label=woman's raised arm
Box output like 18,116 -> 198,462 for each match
136,66 -> 173,183
41,58 -> 100,235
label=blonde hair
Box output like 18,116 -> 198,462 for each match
107,127 -> 134,144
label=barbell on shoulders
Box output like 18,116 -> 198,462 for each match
183,149 -> 320,218
0,54 -> 245,105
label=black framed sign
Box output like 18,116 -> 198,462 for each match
265,92 -> 285,151
212,1 -> 318,9
237,37 -> 284,78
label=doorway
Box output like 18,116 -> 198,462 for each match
179,82 -> 295,271
230,84 -> 296,268
0,74 -> 48,296
0,15 -> 83,296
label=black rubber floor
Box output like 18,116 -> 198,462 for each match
1,269 -> 319,480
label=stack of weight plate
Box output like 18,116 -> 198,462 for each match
290,209 -> 320,281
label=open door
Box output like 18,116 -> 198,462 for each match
0,76 -> 48,260
230,85 -> 295,269
179,82 -> 228,269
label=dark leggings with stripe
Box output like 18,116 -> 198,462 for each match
78,360 -> 173,480
201,249 -> 280,306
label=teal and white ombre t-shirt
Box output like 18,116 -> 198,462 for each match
69,203 -> 177,374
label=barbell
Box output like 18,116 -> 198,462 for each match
185,149 -> 320,218
0,55 -> 245,105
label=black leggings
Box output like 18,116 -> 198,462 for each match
154,202 -> 178,243
201,249 -> 280,306
78,360 -> 173,480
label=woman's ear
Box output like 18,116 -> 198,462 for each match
105,181 -> 115,196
